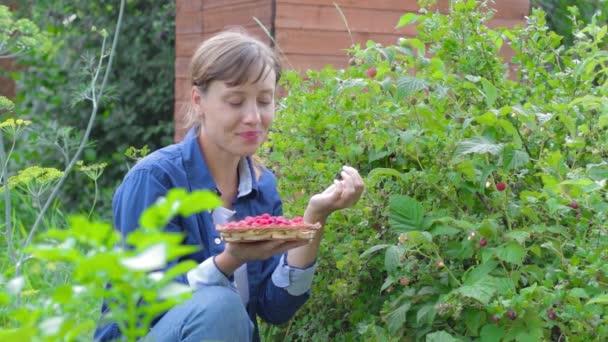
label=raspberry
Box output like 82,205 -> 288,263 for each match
479,238 -> 488,247
507,310 -> 517,320
496,182 -> 506,191
367,67 -> 377,78
569,201 -> 579,209
547,309 -> 557,320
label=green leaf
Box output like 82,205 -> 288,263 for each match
384,245 -> 402,273
157,282 -> 192,300
479,324 -> 505,342
426,330 -> 459,342
160,260 -> 198,285
455,136 -> 504,156
416,304 -> 437,325
429,225 -> 460,237
389,195 -> 424,231
52,285 -> 73,304
496,242 -> 526,265
396,13 -> 418,28
381,275 -> 396,292
476,111 -> 498,125
396,76 -> 428,98
464,309 -> 485,335
504,230 -> 530,245
457,276 -> 496,305
177,190 -> 222,216
587,294 -> 608,305
360,244 -> 391,258
120,243 -> 167,272
569,288 -> 589,299
386,302 -> 411,334
465,260 -> 499,285
480,78 -> 497,108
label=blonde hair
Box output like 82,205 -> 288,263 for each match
184,29 -> 281,179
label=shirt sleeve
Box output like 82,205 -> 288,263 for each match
271,254 -> 317,296
186,256 -> 235,290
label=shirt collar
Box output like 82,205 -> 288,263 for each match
180,126 -> 258,196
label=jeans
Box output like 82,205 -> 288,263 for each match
145,285 -> 254,342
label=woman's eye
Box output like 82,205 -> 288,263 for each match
258,98 -> 272,105
227,100 -> 243,106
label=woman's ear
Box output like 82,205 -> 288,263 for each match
191,86 -> 205,120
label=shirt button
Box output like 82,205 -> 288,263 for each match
214,237 -> 222,245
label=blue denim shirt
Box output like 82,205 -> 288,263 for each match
94,127 -> 312,341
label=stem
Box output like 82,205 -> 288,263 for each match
15,0 -> 126,276
88,178 -> 99,218
0,131 -> 16,263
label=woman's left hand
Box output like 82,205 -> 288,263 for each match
306,165 -> 364,219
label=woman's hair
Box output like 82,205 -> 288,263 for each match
183,29 -> 282,129
183,29 -> 281,179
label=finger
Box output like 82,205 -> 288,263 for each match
340,171 -> 356,198
343,166 -> 365,189
268,240 -> 310,255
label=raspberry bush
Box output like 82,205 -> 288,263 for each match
263,1 -> 608,340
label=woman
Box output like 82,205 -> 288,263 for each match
94,30 -> 364,341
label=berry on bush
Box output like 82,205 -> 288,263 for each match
479,238 -> 488,247
507,310 -> 517,320
569,201 -> 579,209
496,182 -> 506,191
547,309 -> 557,320
367,67 -> 377,78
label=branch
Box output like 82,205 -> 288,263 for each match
0,131 -> 16,263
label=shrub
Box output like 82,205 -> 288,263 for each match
263,1 -> 608,340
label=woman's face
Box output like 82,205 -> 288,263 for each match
196,65 -> 276,158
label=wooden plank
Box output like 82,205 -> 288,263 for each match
175,77 -> 192,102
176,0 -> 203,12
176,10 -> 203,34
202,1 -> 272,33
275,3 -> 418,35
175,57 -> 191,78
277,0 -> 529,19
276,28 -> 407,56
283,53 -> 348,72
202,0 -> 269,9
277,0 -> 420,11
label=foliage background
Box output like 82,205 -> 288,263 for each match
10,0 -> 175,218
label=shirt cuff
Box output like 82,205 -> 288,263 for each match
271,254 -> 317,296
186,256 -> 235,291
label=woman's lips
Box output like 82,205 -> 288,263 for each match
238,131 -> 261,141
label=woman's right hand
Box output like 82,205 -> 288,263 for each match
215,239 -> 310,276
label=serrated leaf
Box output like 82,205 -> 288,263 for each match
389,195 -> 424,231
177,190 -> 222,216
504,231 -> 530,245
157,282 -> 192,300
506,150 -> 530,169
464,309 -> 484,335
381,275 -> 396,292
360,244 -> 391,258
396,76 -> 428,97
161,260 -> 198,285
384,246 -> 402,273
569,288 -> 589,299
476,111 -> 498,125
430,225 -> 460,237
120,243 -> 167,272
457,276 -> 496,305
416,304 -> 437,325
465,260 -> 499,285
481,78 -> 498,107
455,136 -> 504,156
479,324 -> 505,342
496,242 -> 526,265
396,12 -> 418,28
587,294 -> 608,305
386,302 -> 411,334
426,330 -> 459,342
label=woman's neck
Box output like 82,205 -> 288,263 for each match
198,132 -> 240,203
